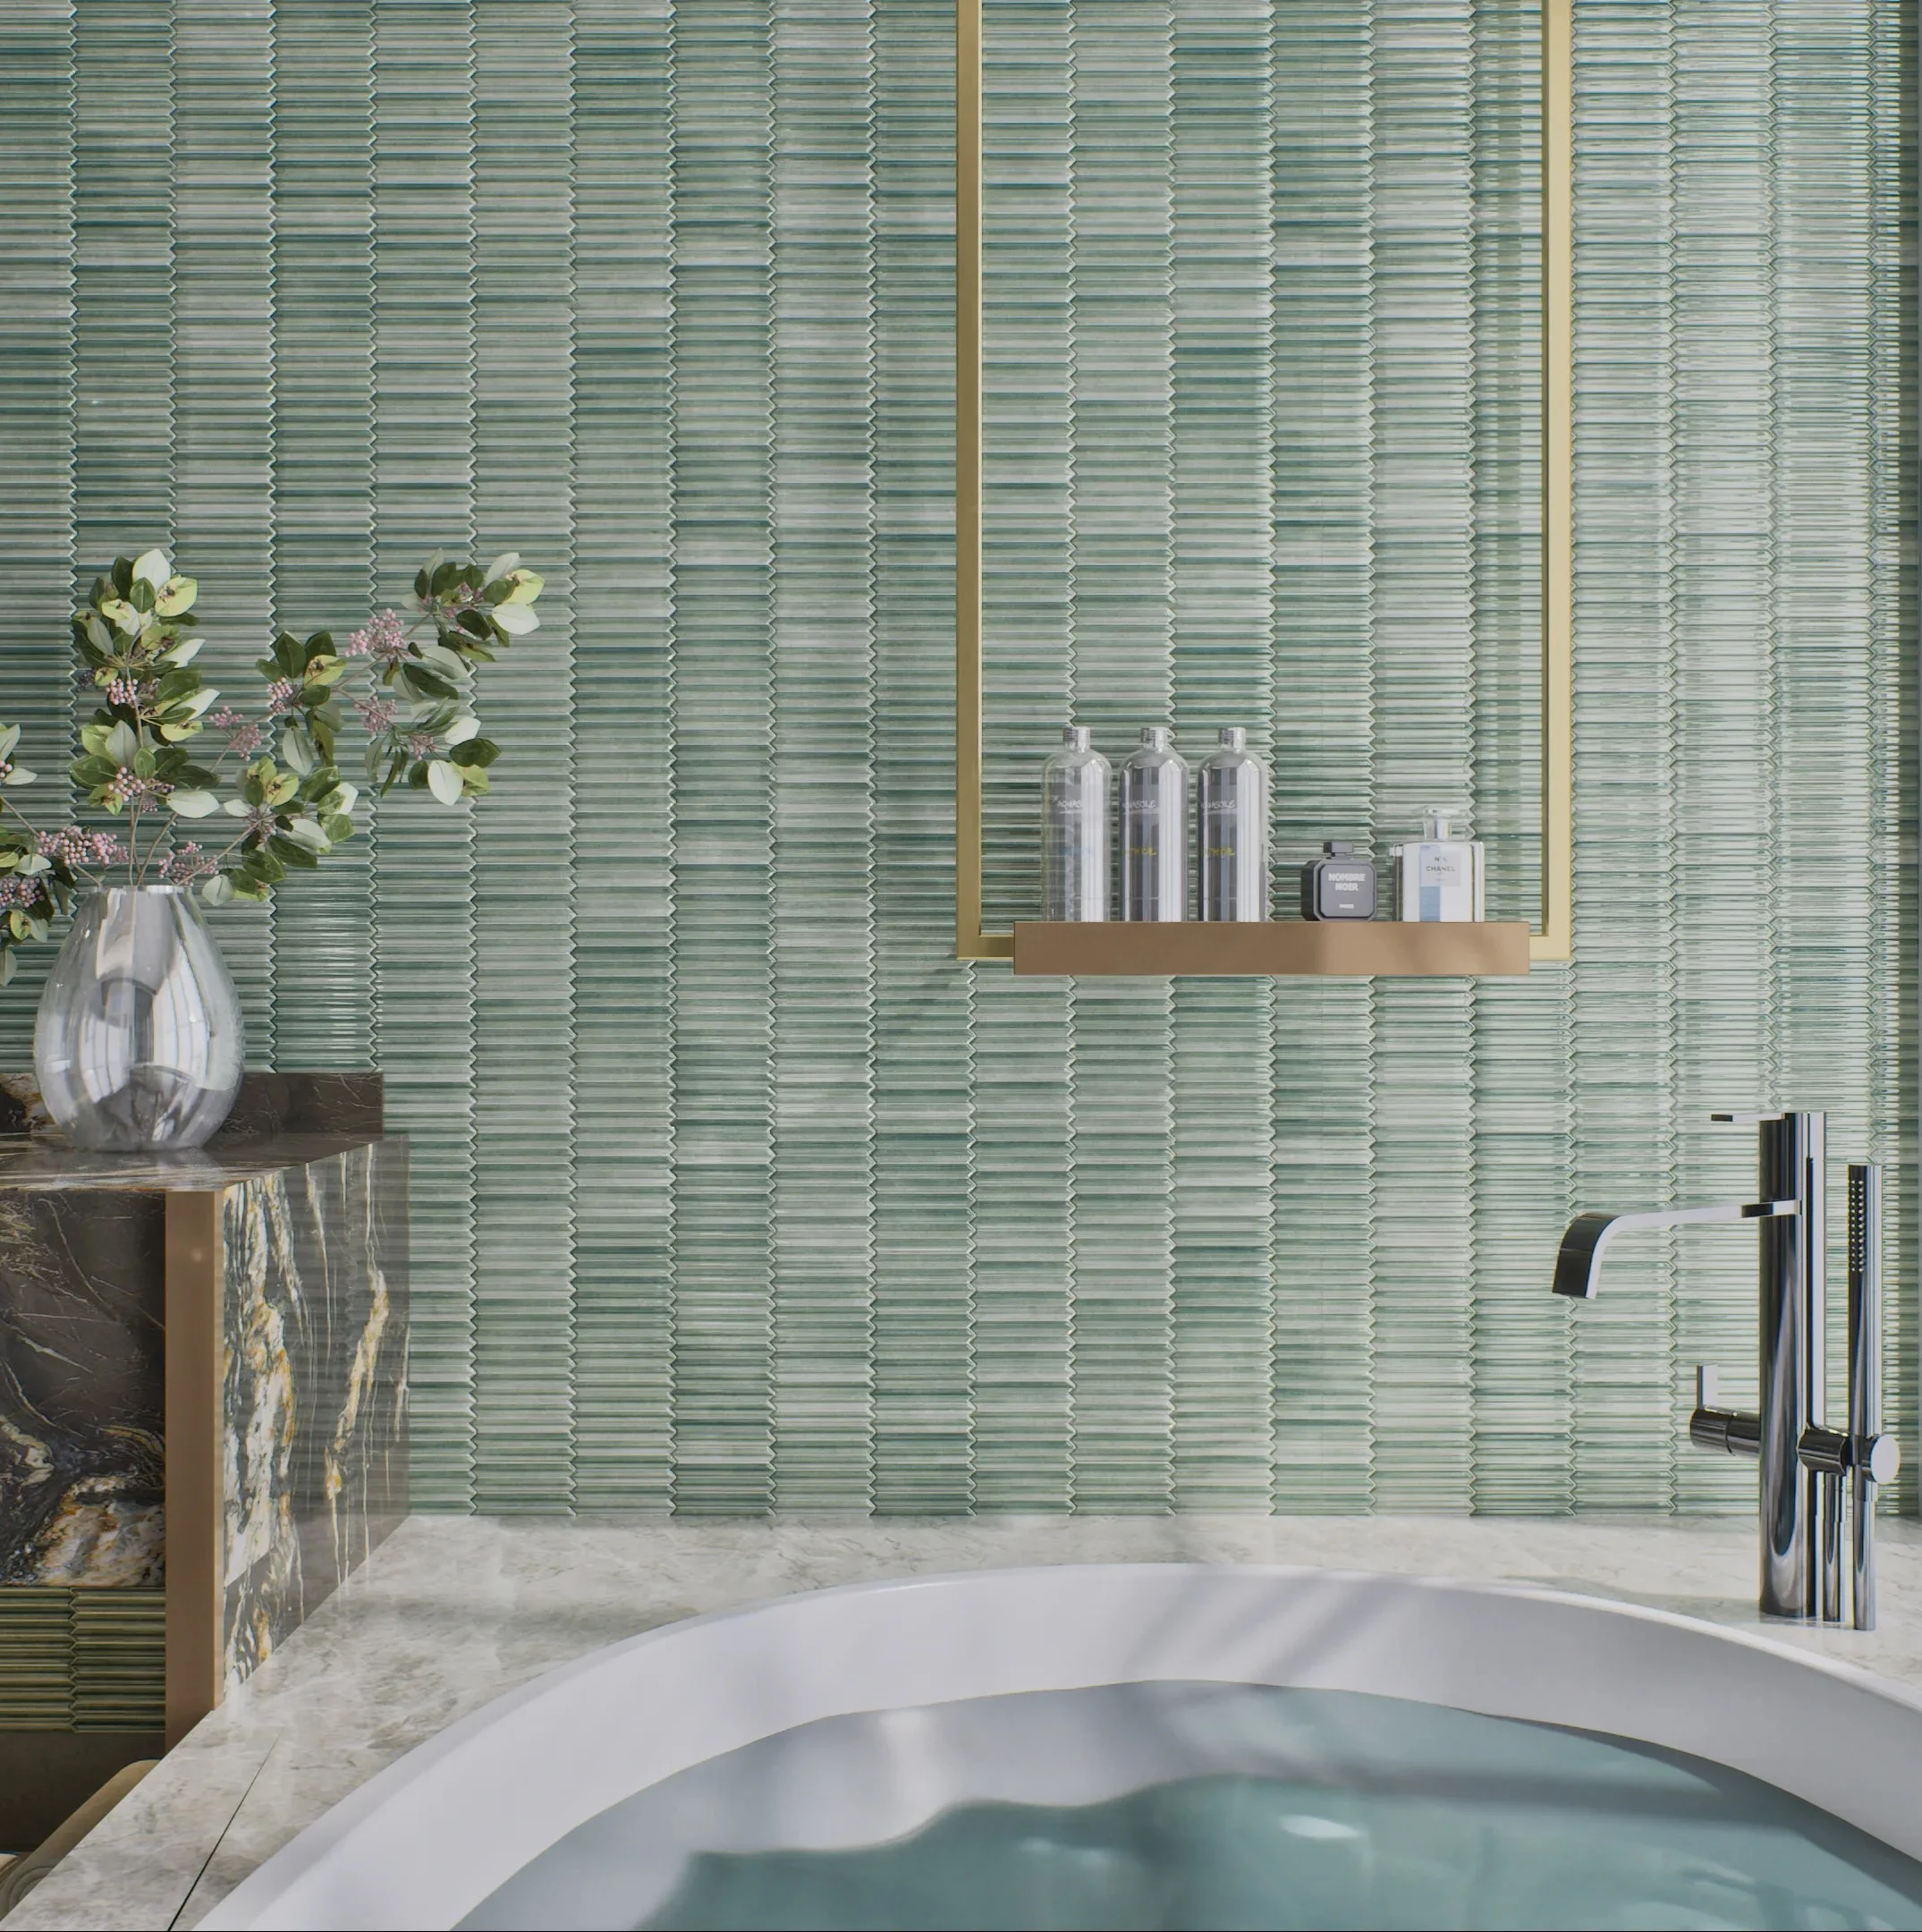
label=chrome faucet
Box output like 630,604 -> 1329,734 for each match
1553,1111 -> 1898,1627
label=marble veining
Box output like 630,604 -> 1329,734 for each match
219,1143 -> 408,1692
12,1513 -> 1922,1930
0,1191 -> 165,1588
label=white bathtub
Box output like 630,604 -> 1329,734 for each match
202,1562 -> 1922,1931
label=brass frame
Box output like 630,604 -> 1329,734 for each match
955,0 -> 1574,966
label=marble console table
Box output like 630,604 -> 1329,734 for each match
0,1075 -> 406,1750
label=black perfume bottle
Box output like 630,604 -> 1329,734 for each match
1301,841 -> 1376,920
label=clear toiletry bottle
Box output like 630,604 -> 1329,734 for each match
1392,808 -> 1485,922
1197,727 -> 1269,921
1041,724 -> 1110,921
1120,726 -> 1189,921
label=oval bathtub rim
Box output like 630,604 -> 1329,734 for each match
198,1560 -> 1922,1932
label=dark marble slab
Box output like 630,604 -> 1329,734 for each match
0,1113 -> 406,1720
0,1070 -> 382,1147
219,1139 -> 407,1686
0,1192 -> 165,1586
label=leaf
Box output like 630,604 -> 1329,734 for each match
223,796 -> 253,818
321,812 -> 355,843
131,548 -> 171,589
4,767 -> 36,786
500,567 -> 544,605
200,873 -> 235,907
444,713 -> 480,746
104,720 -> 139,765
492,602 -> 538,637
0,726 -> 19,762
0,949 -> 13,987
168,790 -> 220,818
100,597 -> 141,636
448,737 -> 499,769
414,640 -> 472,681
266,834 -> 318,869
161,638 -> 205,666
280,727 -> 317,776
427,758 -> 463,805
156,575 -> 197,617
284,816 -> 331,852
401,663 -> 456,700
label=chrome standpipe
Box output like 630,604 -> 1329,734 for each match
1554,1114 -> 1897,1628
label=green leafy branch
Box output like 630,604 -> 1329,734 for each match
0,546 -> 543,981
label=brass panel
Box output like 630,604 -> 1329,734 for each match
1013,921 -> 1532,979
163,1191 -> 222,1750
956,0 -> 1575,972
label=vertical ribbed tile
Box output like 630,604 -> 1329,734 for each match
868,0 -> 975,1516
981,0 -> 1072,928
174,0 -> 279,1056
1569,0 -> 1680,1514
469,0 -> 579,1513
0,0 -> 1913,1545
1770,0 -> 1876,1445
972,0 -> 1074,1513
372,0 -> 478,1509
1863,0 -> 1914,1515
1166,0 -> 1274,1510
269,0 -> 377,1070
0,0 -> 76,1061
767,0 -> 878,1511
665,0 -> 776,1514
1365,0 -> 1477,1513
1466,0 -> 1571,1515
1064,0 -> 1174,1514
1266,1 -> 1376,1514
568,0 -> 676,1512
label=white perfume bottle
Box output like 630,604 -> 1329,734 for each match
1392,808 -> 1485,922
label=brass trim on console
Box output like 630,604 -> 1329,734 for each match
955,0 -> 1575,970
163,1191 -> 221,1749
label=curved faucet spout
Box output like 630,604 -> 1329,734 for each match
1552,1199 -> 1800,1300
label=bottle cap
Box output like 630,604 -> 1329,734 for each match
1324,840 -> 1354,857
1063,724 -> 1091,751
1217,726 -> 1246,751
1140,726 -> 1171,750
1422,805 -> 1466,840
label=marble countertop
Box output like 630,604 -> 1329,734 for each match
0,1133 -> 385,1191
14,1512 -> 1922,1929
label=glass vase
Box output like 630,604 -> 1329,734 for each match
34,885 -> 245,1150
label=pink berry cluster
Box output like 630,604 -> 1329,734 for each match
346,610 -> 411,667
38,826 -> 132,869
160,842 -> 217,885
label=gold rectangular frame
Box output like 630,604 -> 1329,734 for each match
955,0 -> 1573,967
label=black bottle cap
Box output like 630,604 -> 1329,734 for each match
1324,840 -> 1354,857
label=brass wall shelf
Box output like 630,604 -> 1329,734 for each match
955,0 -> 1574,970
1012,921 -> 1532,979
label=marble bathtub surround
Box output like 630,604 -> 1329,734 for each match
12,1513 -> 1922,1932
0,1117 -> 407,1748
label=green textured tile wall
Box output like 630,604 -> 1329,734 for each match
0,0 -> 1910,1518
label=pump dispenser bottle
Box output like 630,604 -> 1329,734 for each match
1120,726 -> 1188,921
1196,727 -> 1269,921
1040,725 -> 1110,921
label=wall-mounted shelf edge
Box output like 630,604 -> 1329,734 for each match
1011,922 -> 1532,979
